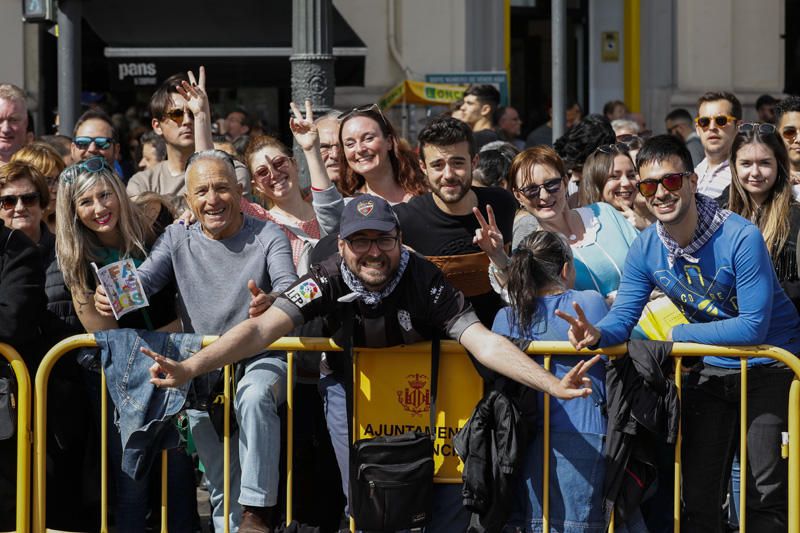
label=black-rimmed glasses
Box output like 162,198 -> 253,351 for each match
636,171 -> 692,197
345,235 -> 399,253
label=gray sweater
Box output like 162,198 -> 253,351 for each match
138,215 -> 297,335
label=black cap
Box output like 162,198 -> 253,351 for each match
339,194 -> 399,239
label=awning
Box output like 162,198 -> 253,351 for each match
80,0 -> 366,90
378,80 -> 467,109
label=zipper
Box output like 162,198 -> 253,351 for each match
358,456 -> 433,481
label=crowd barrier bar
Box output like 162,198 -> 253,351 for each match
0,342 -> 32,533
32,335 -> 800,533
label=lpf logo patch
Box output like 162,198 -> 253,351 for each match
356,200 -> 374,217
285,279 -> 322,308
396,373 -> 430,416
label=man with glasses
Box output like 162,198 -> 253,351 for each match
776,96 -> 800,187
70,110 -> 120,171
664,108 -> 704,167
693,91 -> 742,199
127,73 -> 250,199
143,193 -> 598,533
0,84 -> 29,166
557,134 -> 800,532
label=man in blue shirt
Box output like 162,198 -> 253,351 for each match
557,134 -> 799,532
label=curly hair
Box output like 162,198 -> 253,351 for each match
553,114 -> 616,170
338,108 -> 427,197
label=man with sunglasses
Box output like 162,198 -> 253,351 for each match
127,72 -> 250,199
142,193 -> 598,533
70,109 -> 120,171
693,91 -> 742,199
776,96 -> 800,186
557,134 -> 800,532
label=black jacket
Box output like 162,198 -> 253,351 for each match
453,383 -> 535,533
0,220 -> 46,368
603,339 -> 680,528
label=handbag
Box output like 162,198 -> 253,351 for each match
348,315 -> 440,531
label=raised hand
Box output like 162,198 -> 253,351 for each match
247,279 -> 276,318
141,347 -> 192,388
176,66 -> 210,117
554,301 -> 602,350
472,204 -> 507,264
289,100 -> 319,151
620,203 -> 649,231
550,355 -> 601,399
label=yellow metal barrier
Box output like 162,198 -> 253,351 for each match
32,335 -> 800,532
0,343 -> 32,533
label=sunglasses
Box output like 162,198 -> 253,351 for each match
516,177 -> 563,199
74,136 -> 114,150
0,192 -> 40,210
163,108 -> 194,125
782,126 -> 798,144
595,142 -> 630,155
338,103 -> 389,128
738,122 -> 776,135
636,171 -> 692,197
254,156 -> 293,179
695,114 -> 737,129
59,156 -> 114,185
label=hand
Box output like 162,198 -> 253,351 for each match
248,279 -> 276,318
620,203 -> 649,231
549,355 -> 601,399
472,204 -> 507,265
94,285 -> 114,317
554,302 -> 602,350
289,100 -> 319,152
142,347 -> 192,388
175,208 -> 196,227
175,66 -> 210,117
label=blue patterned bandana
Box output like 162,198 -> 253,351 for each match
657,193 -> 731,267
339,248 -> 410,307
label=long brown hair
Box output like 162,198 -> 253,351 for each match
580,144 -> 634,206
728,128 -> 793,258
337,109 -> 427,197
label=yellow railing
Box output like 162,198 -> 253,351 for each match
30,335 -> 800,533
0,342 -> 32,533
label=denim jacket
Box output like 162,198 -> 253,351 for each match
95,329 -> 203,480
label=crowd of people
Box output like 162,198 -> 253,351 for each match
1,68 -> 800,533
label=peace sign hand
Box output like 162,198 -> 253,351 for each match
142,347 -> 192,389
289,100 -> 319,151
472,204 -> 507,265
176,66 -> 210,117
554,302 -> 602,350
550,354 -> 602,399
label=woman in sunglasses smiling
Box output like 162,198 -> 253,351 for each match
720,122 -> 800,312
482,146 -> 638,303
240,134 -> 324,274
56,156 -> 196,532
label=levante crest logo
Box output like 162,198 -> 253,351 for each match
396,373 -> 430,416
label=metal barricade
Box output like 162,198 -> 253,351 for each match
0,343 -> 32,533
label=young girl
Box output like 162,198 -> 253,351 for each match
491,230 -> 609,533
55,157 -> 195,532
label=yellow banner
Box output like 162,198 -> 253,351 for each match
378,80 -> 467,109
354,349 -> 482,482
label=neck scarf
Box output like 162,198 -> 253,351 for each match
657,193 -> 731,267
340,248 -> 410,307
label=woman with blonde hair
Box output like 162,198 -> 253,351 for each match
55,156 -> 195,532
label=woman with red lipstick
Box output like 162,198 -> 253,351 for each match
725,122 -> 800,311
580,143 -> 656,230
55,156 -> 196,532
241,135 -> 324,274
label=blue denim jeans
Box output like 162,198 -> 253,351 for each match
681,365 -> 792,533
506,431 -> 606,533
319,374 -> 469,532
189,355 -> 287,532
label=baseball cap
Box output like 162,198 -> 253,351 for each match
339,194 -> 399,239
